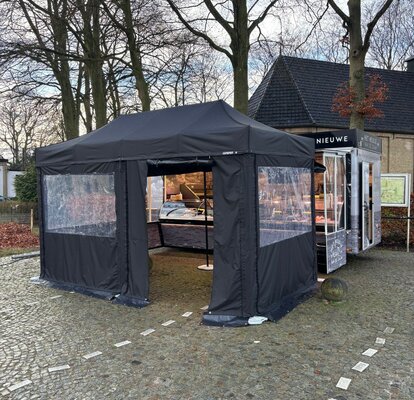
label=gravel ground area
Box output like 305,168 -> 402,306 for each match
0,248 -> 413,400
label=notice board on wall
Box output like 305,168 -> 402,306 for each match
381,174 -> 411,207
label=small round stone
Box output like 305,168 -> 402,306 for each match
321,278 -> 348,301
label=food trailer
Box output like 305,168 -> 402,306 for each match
303,129 -> 382,273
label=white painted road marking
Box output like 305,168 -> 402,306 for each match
8,379 -> 32,391
375,337 -> 386,345
200,305 -> 208,310
161,320 -> 175,326
336,377 -> 351,390
362,348 -> 378,357
352,361 -> 369,372
384,327 -> 395,334
25,301 -> 39,306
50,295 -> 63,299
114,340 -> 131,348
48,365 -> 70,372
182,312 -> 192,317
83,351 -> 102,359
140,329 -> 155,336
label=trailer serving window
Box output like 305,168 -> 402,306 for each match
314,153 -> 346,234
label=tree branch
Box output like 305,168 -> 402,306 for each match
166,0 -> 233,61
363,0 -> 394,51
248,0 -> 279,36
295,2 -> 330,52
327,0 -> 350,24
203,0 -> 234,38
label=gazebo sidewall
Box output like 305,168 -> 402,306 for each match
255,154 -> 317,318
37,162 -> 125,296
117,160 -> 150,304
206,154 -> 258,321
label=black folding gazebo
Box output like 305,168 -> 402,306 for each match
35,100 -> 317,326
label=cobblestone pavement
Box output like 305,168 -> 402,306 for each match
0,248 -> 413,400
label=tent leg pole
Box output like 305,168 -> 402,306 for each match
204,171 -> 209,267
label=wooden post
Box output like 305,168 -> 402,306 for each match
30,209 -> 34,232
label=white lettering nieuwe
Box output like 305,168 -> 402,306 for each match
316,136 -> 348,145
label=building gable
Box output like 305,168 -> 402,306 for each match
249,56 -> 414,134
249,57 -> 314,128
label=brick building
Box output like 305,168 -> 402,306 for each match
249,56 -> 414,189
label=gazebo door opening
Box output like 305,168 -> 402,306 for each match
146,171 -> 214,253
145,162 -> 215,305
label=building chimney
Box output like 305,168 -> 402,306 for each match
406,56 -> 414,72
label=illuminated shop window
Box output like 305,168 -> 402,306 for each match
314,154 -> 346,233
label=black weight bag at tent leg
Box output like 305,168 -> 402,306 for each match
34,100 -> 317,327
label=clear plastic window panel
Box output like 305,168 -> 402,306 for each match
258,167 -> 312,247
324,157 -> 336,233
146,176 -> 165,222
336,157 -> 346,230
323,155 -> 346,233
43,174 -> 116,237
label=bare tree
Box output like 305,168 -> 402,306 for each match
0,0 -> 114,134
190,50 -> 232,103
68,0 -> 107,128
327,0 -> 394,129
0,98 -> 61,169
22,0 -> 82,139
366,0 -> 414,70
149,34 -> 232,109
249,29 -> 313,84
102,0 -> 154,111
166,0 -> 281,114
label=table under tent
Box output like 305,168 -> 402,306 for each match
35,100 -> 317,327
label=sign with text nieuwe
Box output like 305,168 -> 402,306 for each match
381,174 -> 411,207
305,130 -> 382,153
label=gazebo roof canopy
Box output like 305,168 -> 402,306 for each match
36,100 -> 313,166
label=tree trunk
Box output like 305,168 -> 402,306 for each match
60,80 -> 80,140
348,0 -> 365,130
79,0 -> 107,128
108,66 -> 121,119
83,69 -> 93,132
231,0 -> 249,114
121,0 -> 151,111
232,51 -> 249,114
58,58 -> 79,139
92,0 -> 107,127
88,62 -> 107,128
49,0 -> 80,139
